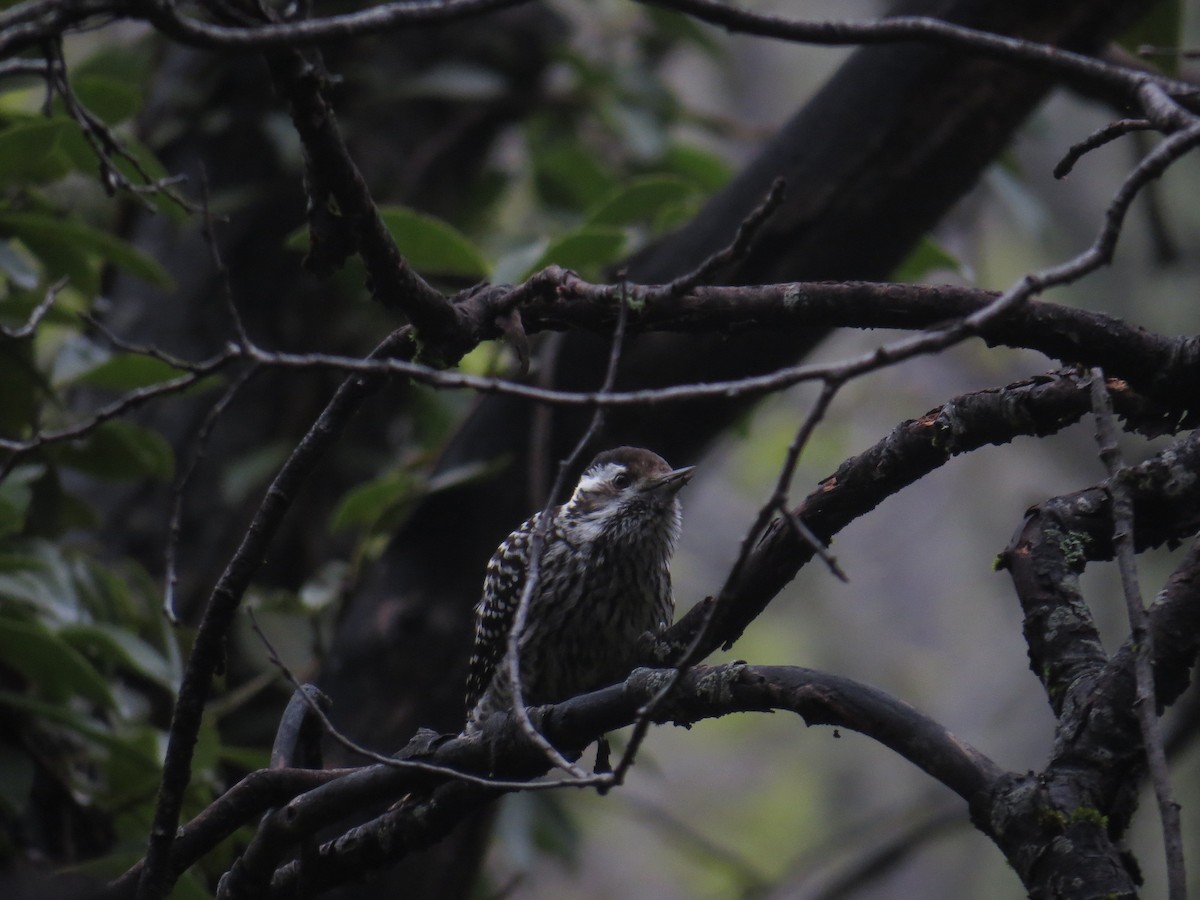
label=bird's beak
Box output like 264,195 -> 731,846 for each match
646,466 -> 694,496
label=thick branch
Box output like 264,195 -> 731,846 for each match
264,663 -> 1000,896
1145,538 -> 1200,707
473,273 -> 1200,416
262,49 -> 457,349
661,371 -> 1165,659
999,427 -> 1200,715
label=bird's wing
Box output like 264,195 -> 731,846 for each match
464,512 -> 540,713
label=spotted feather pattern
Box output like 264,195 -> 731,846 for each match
464,447 -> 689,729
464,511 -> 543,715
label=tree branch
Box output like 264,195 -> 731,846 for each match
634,0 -> 1196,103
1090,368 -> 1185,898
663,370 -> 1168,659
263,663 -> 1001,896
135,329 -> 416,900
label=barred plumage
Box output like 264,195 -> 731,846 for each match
465,447 -> 692,729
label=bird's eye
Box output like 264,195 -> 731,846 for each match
612,472 -> 632,489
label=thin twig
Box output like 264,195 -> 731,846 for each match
634,0 -> 1198,102
607,597 -> 718,786
46,39 -> 195,212
1089,367 -> 1186,900
1138,45 -> 1200,61
647,177 -> 786,299
527,332 -> 565,510
245,610 -> 591,792
135,0 -> 533,50
197,167 -> 249,348
626,375 -> 847,755
235,85 -> 1200,409
613,378 -> 850,768
162,174 -> 262,623
0,276 -> 66,340
164,366 -> 260,624
0,349 -> 236,479
130,0 -> 1200,109
84,314 -> 225,372
1054,118 -> 1154,179
503,281 -> 633,778
0,57 -> 57,78
135,327 -> 415,900
768,380 -> 849,582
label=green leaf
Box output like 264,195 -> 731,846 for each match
68,75 -> 143,125
586,175 -> 698,227
50,333 -> 111,388
0,491 -> 26,540
0,238 -> 39,290
1118,0 -> 1184,76
0,211 -> 174,290
331,458 -> 504,536
378,207 -> 490,279
531,140 -> 620,211
0,545 -> 79,623
660,144 -> 731,193
331,469 -> 419,534
492,239 -> 549,285
72,35 -> 157,85
0,341 -> 42,435
298,560 -> 350,613
51,420 -> 175,483
642,7 -> 725,59
524,227 -> 626,280
76,353 -> 186,392
0,690 -> 160,774
218,744 -> 272,772
56,128 -> 186,222
0,618 -> 116,707
0,465 -> 42,539
59,623 -> 175,691
220,442 -> 289,505
893,236 -> 968,282
0,120 -> 75,186
0,742 -> 34,817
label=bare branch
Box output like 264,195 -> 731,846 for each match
633,0 -> 1198,103
646,176 -> 786,299
1089,368 -> 1186,899
135,328 -> 416,900
262,48 -> 454,347
256,663 -> 1001,897
1000,420 -> 1200,717
0,276 -> 66,340
669,371 -> 1185,658
0,0 -> 119,59
1054,118 -> 1155,178
132,0 -> 532,50
0,348 -> 237,480
45,39 -> 194,211
164,366 -> 260,624
103,767 -> 350,900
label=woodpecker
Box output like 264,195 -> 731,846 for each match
465,446 -> 693,730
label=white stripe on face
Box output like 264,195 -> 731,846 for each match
573,463 -> 626,499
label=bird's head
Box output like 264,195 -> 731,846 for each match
564,446 -> 693,538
